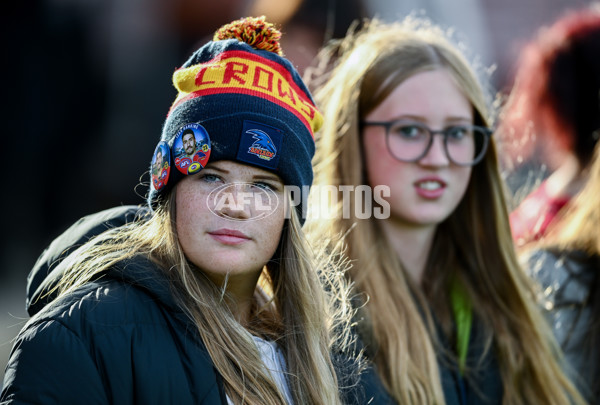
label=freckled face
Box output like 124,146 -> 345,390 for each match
362,69 -> 473,229
175,160 -> 285,286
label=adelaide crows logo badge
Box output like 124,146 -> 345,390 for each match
247,129 -> 277,161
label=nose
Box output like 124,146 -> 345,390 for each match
214,184 -> 252,220
418,133 -> 449,166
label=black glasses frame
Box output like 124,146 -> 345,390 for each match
361,120 -> 493,166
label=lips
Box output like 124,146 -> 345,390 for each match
416,180 -> 443,190
208,228 -> 251,245
414,177 -> 446,198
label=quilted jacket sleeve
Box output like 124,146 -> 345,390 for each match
1,319 -> 109,405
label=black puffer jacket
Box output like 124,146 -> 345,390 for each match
1,206 -> 392,404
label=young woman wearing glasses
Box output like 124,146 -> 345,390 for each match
307,17 -> 584,405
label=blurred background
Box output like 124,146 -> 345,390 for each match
0,0 -> 593,385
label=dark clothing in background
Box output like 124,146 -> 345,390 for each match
354,299 -> 503,404
437,320 -> 503,405
528,248 -> 600,403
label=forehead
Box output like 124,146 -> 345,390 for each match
369,69 -> 472,121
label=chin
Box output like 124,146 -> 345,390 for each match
402,213 -> 452,227
421,213 -> 452,225
200,262 -> 263,278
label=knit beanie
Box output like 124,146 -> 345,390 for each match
147,16 -> 322,221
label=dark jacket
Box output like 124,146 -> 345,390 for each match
437,319 -> 503,405
1,206 -> 391,404
528,248 -> 600,403
354,301 -> 503,405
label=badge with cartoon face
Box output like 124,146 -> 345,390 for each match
173,123 -> 212,175
151,141 -> 171,191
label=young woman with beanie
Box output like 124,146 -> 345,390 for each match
1,17 -> 390,405
306,16 -> 585,404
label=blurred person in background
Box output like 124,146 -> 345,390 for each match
499,6 -> 600,247
526,139 -> 600,404
502,5 -> 600,403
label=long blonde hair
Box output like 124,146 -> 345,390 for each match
54,191 -> 355,405
308,17 -> 585,405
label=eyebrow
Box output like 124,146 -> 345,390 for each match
392,115 -> 473,124
205,165 -> 283,183
205,166 -> 229,174
253,174 -> 283,184
445,116 -> 472,124
393,114 -> 426,122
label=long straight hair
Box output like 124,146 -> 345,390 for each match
308,17 -> 585,405
55,191 -> 355,405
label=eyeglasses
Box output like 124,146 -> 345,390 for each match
361,120 -> 492,166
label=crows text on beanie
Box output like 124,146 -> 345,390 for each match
147,16 -> 323,211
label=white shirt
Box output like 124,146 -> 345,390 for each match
226,336 -> 293,404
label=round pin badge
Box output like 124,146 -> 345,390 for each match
173,123 -> 212,175
151,141 -> 171,191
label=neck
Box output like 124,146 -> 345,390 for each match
206,271 -> 262,326
380,220 -> 436,286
